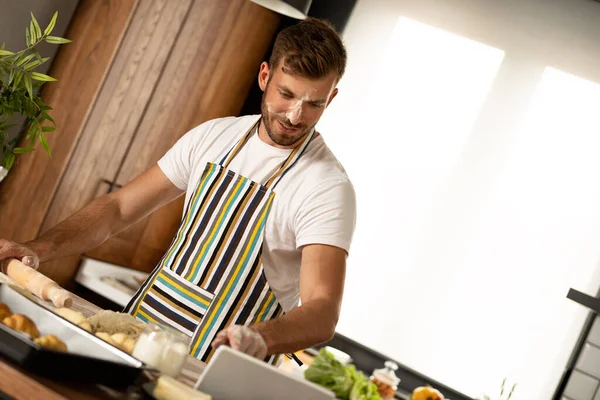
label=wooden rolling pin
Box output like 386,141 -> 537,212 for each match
2,259 -> 73,308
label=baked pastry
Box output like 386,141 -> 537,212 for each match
0,303 -> 12,320
78,321 -> 93,333
3,314 -> 40,338
35,334 -> 68,352
96,331 -> 118,347
109,332 -> 137,354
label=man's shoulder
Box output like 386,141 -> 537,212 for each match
302,136 -> 352,184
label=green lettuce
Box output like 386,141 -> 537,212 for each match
304,349 -> 354,398
349,370 -> 382,400
304,350 -> 383,400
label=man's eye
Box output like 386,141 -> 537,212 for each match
308,103 -> 322,109
281,92 -> 293,99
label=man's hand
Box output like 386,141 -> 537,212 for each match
0,239 -> 39,270
211,325 -> 268,360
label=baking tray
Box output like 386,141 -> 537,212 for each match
0,282 -> 150,387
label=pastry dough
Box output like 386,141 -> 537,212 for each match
95,331 -> 138,354
123,337 -> 136,354
35,334 -> 68,352
78,321 -> 93,333
54,307 -> 87,325
109,332 -> 137,354
0,303 -> 12,320
3,314 -> 40,338
87,310 -> 145,339
95,331 -> 118,347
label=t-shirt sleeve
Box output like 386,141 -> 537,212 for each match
157,122 -> 211,191
294,179 -> 357,254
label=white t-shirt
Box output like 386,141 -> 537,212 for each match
158,115 -> 356,311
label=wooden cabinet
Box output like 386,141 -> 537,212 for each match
0,0 -> 280,286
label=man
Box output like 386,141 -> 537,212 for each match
0,18 -> 356,364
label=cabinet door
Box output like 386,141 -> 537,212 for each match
86,0 -> 280,272
0,0 -> 139,285
39,0 -> 280,285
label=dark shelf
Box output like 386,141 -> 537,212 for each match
567,288 -> 600,314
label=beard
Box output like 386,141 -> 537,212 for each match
260,90 -> 313,147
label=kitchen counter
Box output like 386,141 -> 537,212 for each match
0,272 -> 206,399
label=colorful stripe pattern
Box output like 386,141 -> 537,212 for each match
124,118 -> 314,364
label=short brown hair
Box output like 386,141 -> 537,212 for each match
269,18 -> 347,81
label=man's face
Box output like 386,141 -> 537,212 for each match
259,62 -> 338,147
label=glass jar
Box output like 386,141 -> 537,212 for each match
132,322 -> 190,377
370,361 -> 400,400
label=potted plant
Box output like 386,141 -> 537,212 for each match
0,11 -> 70,183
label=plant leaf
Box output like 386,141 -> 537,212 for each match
24,73 -> 33,99
13,147 -> 35,154
31,12 -> 42,39
16,53 -> 35,68
23,59 -> 43,71
40,133 -> 51,157
30,20 -> 37,43
0,49 -> 14,57
44,11 -> 58,36
31,72 -> 56,82
42,111 -> 55,126
25,26 -> 31,46
46,36 -> 71,44
13,71 -> 23,89
42,126 -> 56,132
31,48 -> 42,61
4,153 -> 15,170
27,121 -> 39,140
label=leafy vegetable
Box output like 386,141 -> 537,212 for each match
305,349 -> 354,398
305,349 -> 382,400
350,369 -> 382,400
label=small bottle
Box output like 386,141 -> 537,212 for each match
370,361 -> 400,400
132,322 -> 190,377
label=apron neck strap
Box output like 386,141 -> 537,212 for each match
219,117 -> 316,190
219,118 -> 259,167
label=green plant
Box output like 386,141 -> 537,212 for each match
480,378 -> 517,400
0,11 -> 71,171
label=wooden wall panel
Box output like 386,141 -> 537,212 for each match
40,0 -> 193,232
36,0 -> 193,284
86,0 -> 281,272
0,0 -> 139,242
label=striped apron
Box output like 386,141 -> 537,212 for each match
124,118 -> 315,364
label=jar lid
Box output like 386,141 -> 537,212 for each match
144,322 -> 190,344
373,360 -> 400,386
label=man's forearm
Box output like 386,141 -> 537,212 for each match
251,298 -> 338,355
27,194 -> 125,263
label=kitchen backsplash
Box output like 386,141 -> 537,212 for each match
564,316 -> 600,400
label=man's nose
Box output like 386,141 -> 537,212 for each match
286,101 -> 303,125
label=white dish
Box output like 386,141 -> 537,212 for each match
75,257 -> 149,307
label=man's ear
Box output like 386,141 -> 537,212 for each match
258,62 -> 270,91
326,88 -> 339,107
